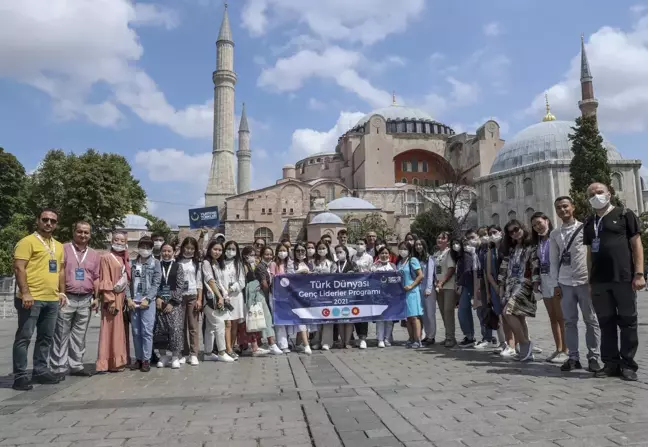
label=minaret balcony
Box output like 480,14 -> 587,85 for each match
213,70 -> 237,84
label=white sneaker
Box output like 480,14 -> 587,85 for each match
304,345 -> 312,355
189,355 -> 199,366
492,342 -> 506,353
501,346 -> 516,357
321,344 -> 330,351
204,353 -> 219,362
269,344 -> 283,355
282,348 -> 291,354
489,340 -> 500,349
474,340 -> 489,350
157,355 -> 169,368
378,341 -> 385,348
171,357 -> 181,369
384,340 -> 391,347
552,352 -> 569,364
179,356 -> 187,365
311,343 -> 321,350
359,340 -> 367,349
532,345 -> 543,354
218,353 -> 235,362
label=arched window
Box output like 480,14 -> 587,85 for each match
525,207 -> 535,222
491,213 -> 500,226
401,178 -> 407,184
489,185 -> 498,202
523,178 -> 533,196
412,178 -> 419,186
611,172 -> 623,192
326,184 -> 335,202
407,190 -> 416,202
254,227 -> 273,244
506,182 -> 515,200
508,210 -> 517,221
348,219 -> 361,235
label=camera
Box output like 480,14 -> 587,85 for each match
224,301 -> 234,312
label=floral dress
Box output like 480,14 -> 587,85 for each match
153,260 -> 185,356
498,244 -> 539,318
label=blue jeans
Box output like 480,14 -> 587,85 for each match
13,298 -> 59,380
458,286 -> 475,339
131,304 -> 156,361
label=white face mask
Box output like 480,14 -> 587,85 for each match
480,236 -> 489,244
307,248 -> 316,257
138,249 -> 152,258
380,257 -> 390,264
153,241 -> 163,249
112,243 -> 126,253
246,256 -> 256,265
336,252 -> 346,261
452,243 -> 461,252
589,193 -> 610,210
278,251 -> 288,260
490,232 -> 502,243
468,239 -> 480,247
399,249 -> 410,258
225,249 -> 236,259
464,246 -> 476,254
183,252 -> 193,259
317,249 -> 328,257
357,244 -> 366,253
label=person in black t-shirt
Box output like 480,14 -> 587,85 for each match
583,183 -> 645,381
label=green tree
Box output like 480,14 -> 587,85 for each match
344,212 -> 395,243
139,211 -> 172,241
569,115 -> 614,221
0,213 -> 31,275
411,203 -> 454,247
28,149 -> 146,247
0,147 -> 27,228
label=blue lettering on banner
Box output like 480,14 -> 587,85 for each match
271,272 -> 407,325
188,206 -> 220,229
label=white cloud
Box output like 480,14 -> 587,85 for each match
527,14 -> 648,133
241,0 -> 425,46
447,77 -> 479,105
290,111 -> 365,157
135,149 -> 212,185
132,3 -> 179,29
483,22 -> 501,37
308,98 -> 327,110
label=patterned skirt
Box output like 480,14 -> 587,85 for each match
153,303 -> 185,355
503,283 -> 537,318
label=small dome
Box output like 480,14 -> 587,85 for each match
490,120 -> 623,174
355,104 -> 434,128
327,197 -> 376,210
310,212 -> 344,225
122,214 -> 150,230
283,164 -> 295,169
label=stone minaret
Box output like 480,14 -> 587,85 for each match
237,102 -> 251,194
205,4 -> 237,211
578,34 -> 599,119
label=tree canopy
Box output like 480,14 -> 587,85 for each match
0,147 -> 27,229
139,211 -> 172,241
344,212 -> 395,243
410,203 -> 454,248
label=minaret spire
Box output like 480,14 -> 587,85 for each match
578,34 -> 599,119
205,3 -> 238,211
237,103 -> 251,194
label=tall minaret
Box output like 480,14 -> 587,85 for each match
205,3 -> 237,211
578,34 -> 599,119
237,102 -> 251,194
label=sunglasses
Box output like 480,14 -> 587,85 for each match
508,227 -> 521,235
41,218 -> 58,224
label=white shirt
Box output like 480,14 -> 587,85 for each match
549,219 -> 588,287
179,258 -> 202,295
372,261 -> 396,272
352,252 -> 374,272
433,249 -> 456,290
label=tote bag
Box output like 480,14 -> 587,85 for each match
245,281 -> 267,332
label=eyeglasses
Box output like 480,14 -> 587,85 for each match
41,218 -> 58,224
508,227 -> 520,235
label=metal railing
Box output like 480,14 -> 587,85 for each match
0,276 -> 17,319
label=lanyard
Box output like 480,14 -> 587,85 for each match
34,233 -> 55,259
338,261 -> 347,272
538,239 -> 549,264
594,206 -> 614,239
512,247 -> 523,267
69,243 -> 89,267
161,260 -> 174,284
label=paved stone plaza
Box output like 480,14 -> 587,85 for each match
0,294 -> 646,447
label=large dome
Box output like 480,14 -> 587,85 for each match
490,120 -> 623,174
310,212 -> 344,225
327,197 -> 376,211
355,104 -> 434,127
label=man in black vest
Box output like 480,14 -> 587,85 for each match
583,183 -> 644,381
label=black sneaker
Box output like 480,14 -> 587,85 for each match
560,358 -> 582,371
458,337 -> 476,348
594,365 -> 621,378
32,373 -> 60,385
423,338 -> 435,346
12,377 -> 33,391
620,368 -> 638,382
587,358 -> 603,373
70,369 -> 93,377
130,360 -> 142,371
57,373 -> 67,381
141,361 -> 151,373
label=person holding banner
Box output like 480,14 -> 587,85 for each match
397,241 -> 424,349
311,241 -> 337,351
373,245 -> 398,347
352,238 -> 373,349
414,239 -> 436,345
335,245 -> 359,349
255,246 -> 284,355
284,242 -> 314,355
271,244 -> 295,353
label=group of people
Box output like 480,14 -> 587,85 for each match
10,181 -> 644,391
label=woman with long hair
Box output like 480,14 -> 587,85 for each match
305,241 -> 317,263
177,237 -> 203,366
237,246 -> 268,356
486,225 -> 515,357
351,238 -> 374,349
397,241 -> 424,348
373,245 -> 398,347
414,239 -> 436,345
498,219 -> 540,362
531,212 -> 567,363
254,246 -> 282,354
311,240 -> 337,350
286,242 -> 313,354
433,232 -> 457,348
271,243 -> 295,354
334,244 -> 358,348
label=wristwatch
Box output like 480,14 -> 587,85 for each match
635,272 -> 644,277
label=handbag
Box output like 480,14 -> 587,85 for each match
485,303 -> 500,330
246,301 -> 267,332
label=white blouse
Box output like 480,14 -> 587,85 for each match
352,253 -> 374,272
178,258 -> 202,296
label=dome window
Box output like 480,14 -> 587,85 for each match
506,182 -> 515,200
489,185 -> 499,203
491,213 -> 500,226
406,122 -> 414,132
611,172 -> 623,192
525,207 -> 535,221
508,210 -> 517,221
523,178 -> 533,196
254,227 -> 274,244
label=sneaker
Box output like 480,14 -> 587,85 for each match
552,352 -> 569,364
269,344 -> 284,355
488,339 -> 499,349
218,353 -> 235,363
157,355 -> 170,368
141,361 -> 151,372
32,373 -> 60,385
621,368 -> 638,382
70,369 -> 92,377
282,348 -> 291,354
204,353 -> 219,362
459,338 -> 475,348
405,340 -> 414,348
411,341 -> 422,349
12,377 -> 33,391
587,358 -> 603,373
321,344 -> 330,351
226,351 -> 240,361
189,355 -> 199,366
545,350 -> 560,363
500,346 -> 516,357
304,345 -> 312,355
130,360 -> 142,371
444,339 -> 457,348
179,357 -> 187,365
378,341 -> 386,348
474,340 -> 489,350
519,342 -> 534,362
493,342 -> 506,353
384,340 -> 392,347
171,357 -> 181,369
594,365 -> 621,378
560,358 -> 582,371
532,345 -> 543,354
252,349 -> 269,357
359,340 -> 367,349
311,343 -> 321,350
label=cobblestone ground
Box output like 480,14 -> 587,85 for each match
0,293 -> 646,447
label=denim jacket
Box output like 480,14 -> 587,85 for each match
128,256 -> 161,303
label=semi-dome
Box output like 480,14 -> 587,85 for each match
122,214 -> 150,230
310,212 -> 344,225
327,197 -> 376,211
490,120 -> 623,174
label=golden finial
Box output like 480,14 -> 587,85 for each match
392,91 -> 397,105
542,93 -> 556,122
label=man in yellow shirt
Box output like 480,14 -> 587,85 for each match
13,207 -> 67,391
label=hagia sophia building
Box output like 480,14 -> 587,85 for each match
201,5 -> 646,245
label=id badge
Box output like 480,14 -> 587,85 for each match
561,252 -> 572,266
511,264 -> 521,277
75,268 -> 85,281
183,281 -> 189,292
160,285 -> 171,299
591,238 -> 600,253
136,282 -> 143,294
49,260 -> 57,273
435,265 -> 443,275
540,263 -> 550,275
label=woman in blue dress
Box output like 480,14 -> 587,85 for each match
397,241 -> 424,348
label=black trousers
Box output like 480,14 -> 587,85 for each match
591,282 -> 638,371
354,322 -> 369,338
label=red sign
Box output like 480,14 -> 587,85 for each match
321,308 -> 331,317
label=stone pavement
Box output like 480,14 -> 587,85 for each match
0,293 -> 647,447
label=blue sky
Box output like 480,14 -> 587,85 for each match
2,0 -> 647,225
